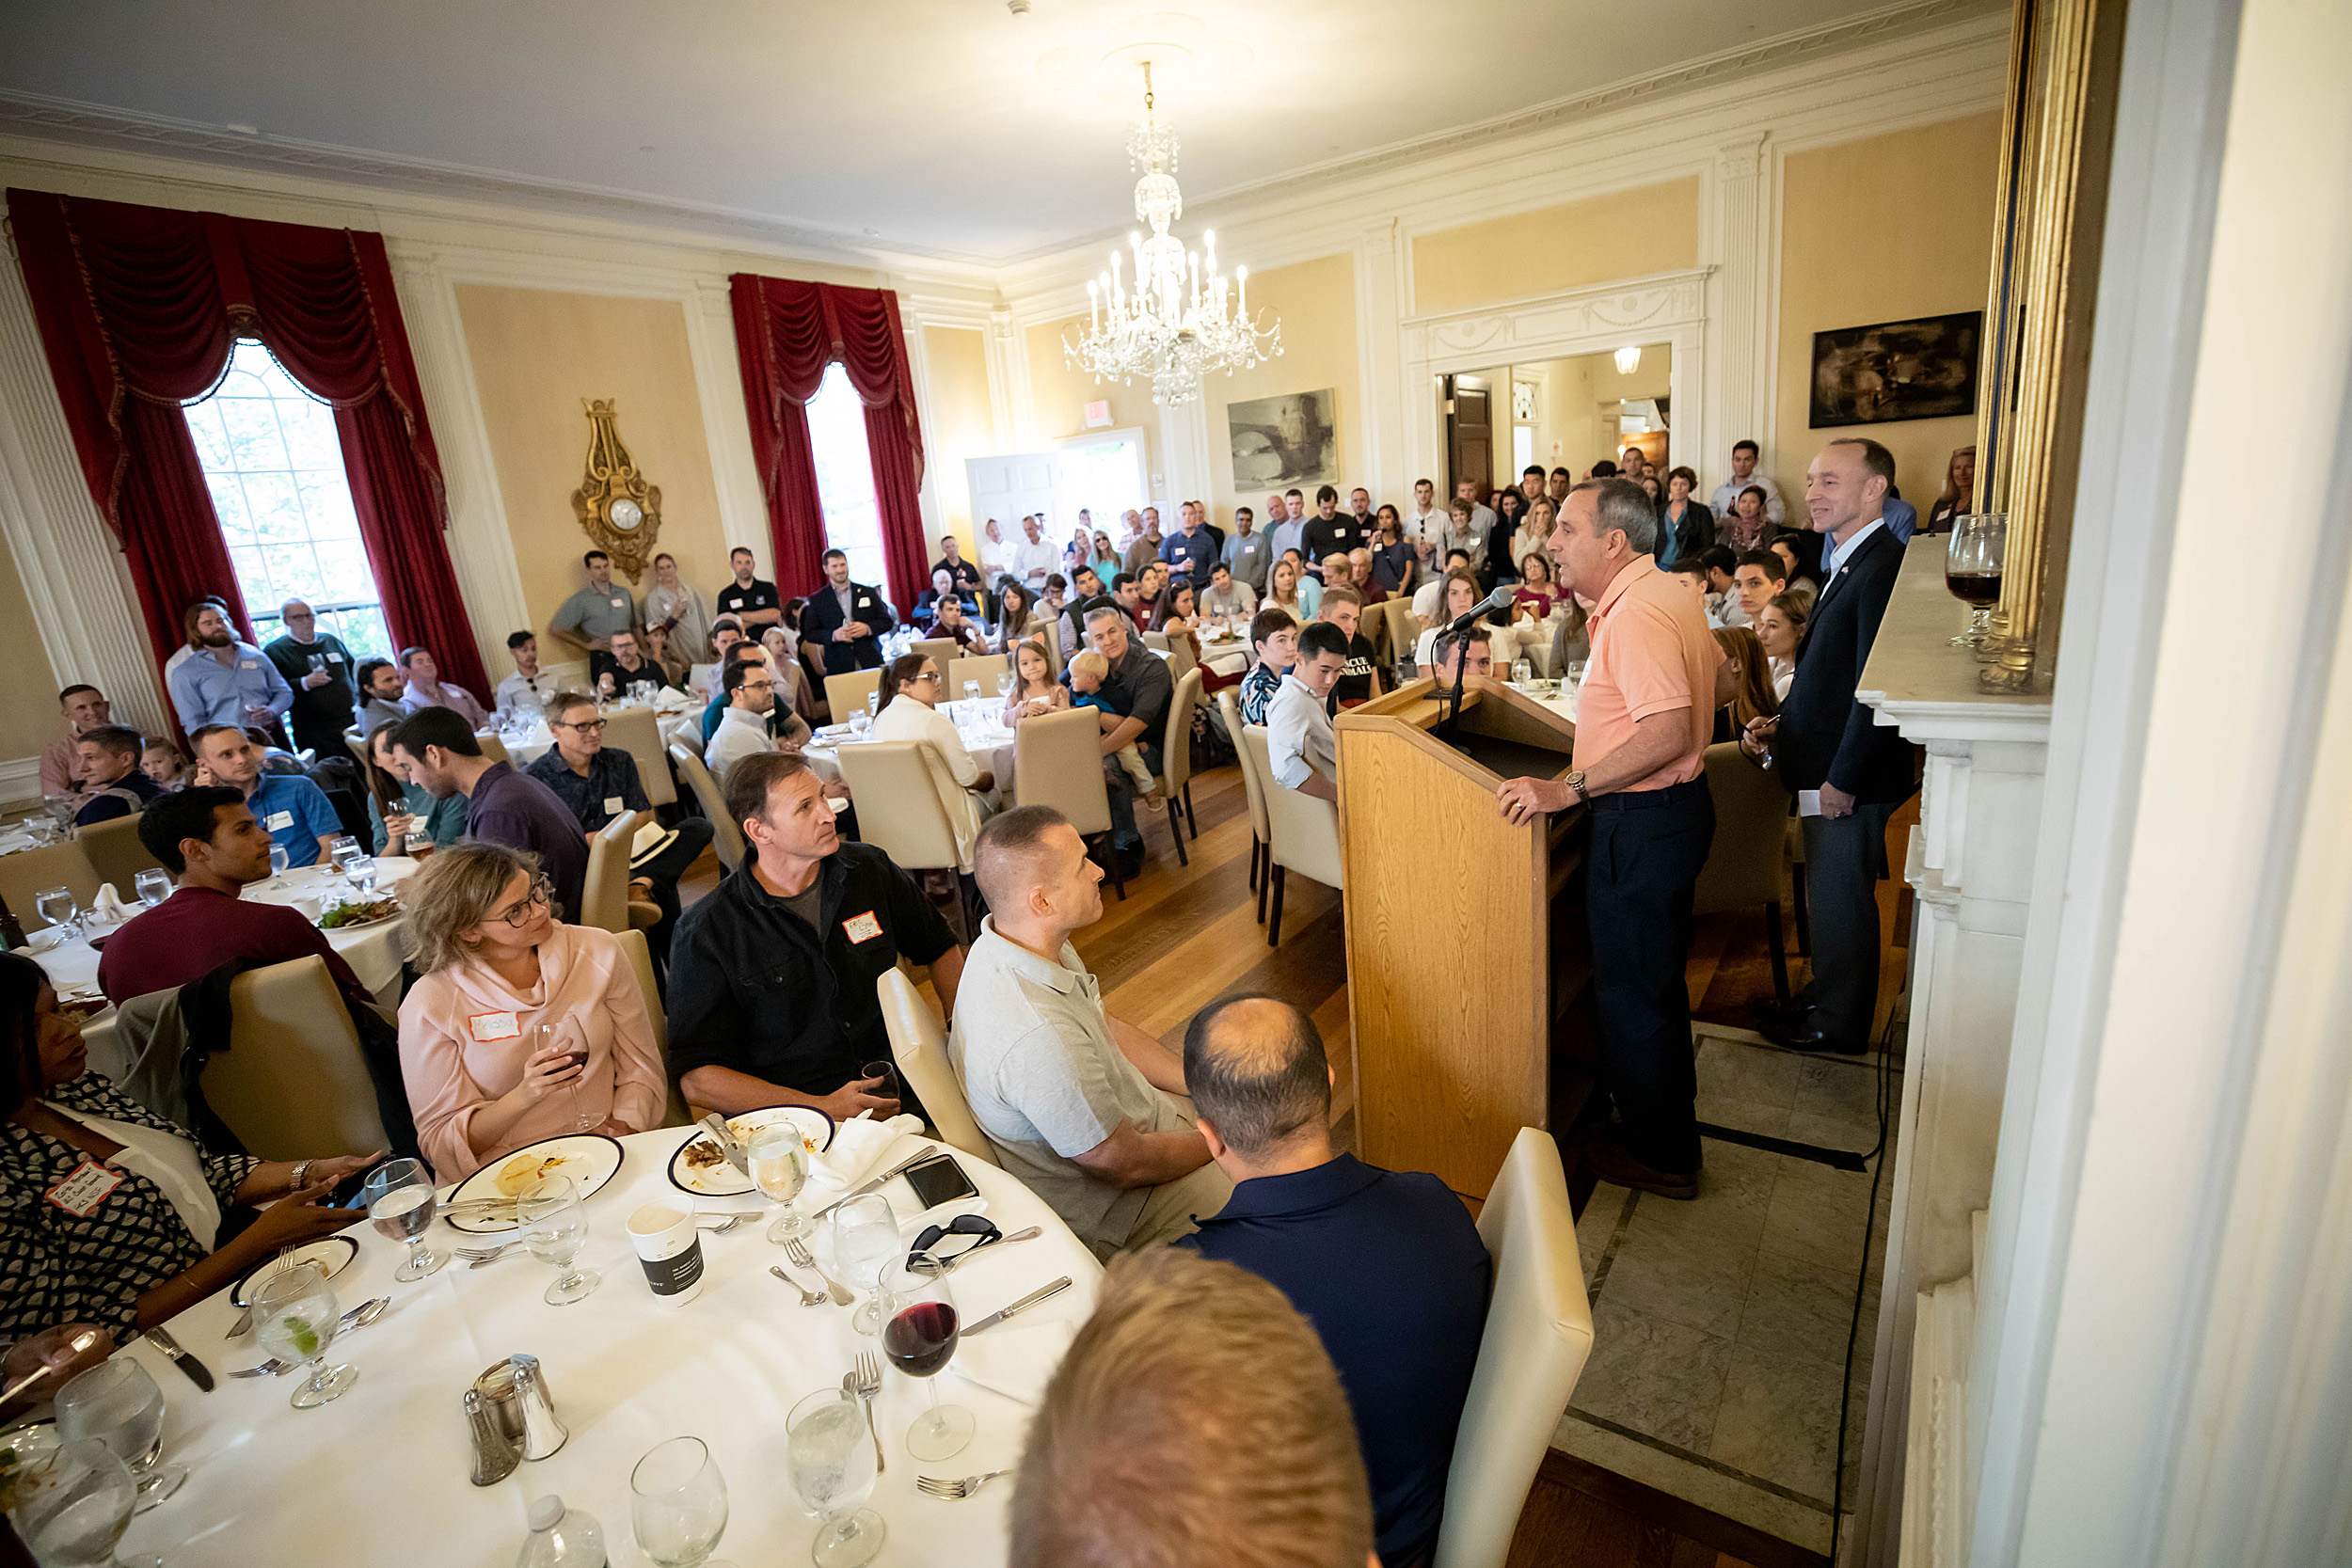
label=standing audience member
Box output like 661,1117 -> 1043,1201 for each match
1221,506 -> 1272,595
355,658 -> 408,731
69,729 -> 161,826
714,546 -> 783,630
1180,994 -> 1489,1568
1013,516 -> 1062,591
262,599 -> 358,759
38,686 -> 114,802
1496,480 -> 1730,1200
1710,439 -> 1786,526
1924,445 -> 1978,534
361,720 -> 466,855
1238,610 -> 1299,727
1302,485 -> 1370,570
951,807 -> 1232,1255
1453,478 -> 1498,546
1658,468 -> 1714,567
187,724 -> 341,868
799,548 -> 895,674
168,603 -> 293,736
669,752 -> 960,1120
1371,507 -> 1418,597
1404,478 -> 1447,566
977,519 -> 1011,588
1718,486 -> 1774,553
1160,501 -> 1219,588
494,632 -> 564,722
396,647 -> 489,728
548,550 -> 639,658
931,534 -> 986,603
1267,493 -> 1307,565
1441,497 -> 1486,576
397,843 -> 666,1181
1269,624 -> 1348,802
392,707 -> 590,919
643,552 -> 715,664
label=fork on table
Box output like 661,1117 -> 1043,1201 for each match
917,1470 -> 1014,1500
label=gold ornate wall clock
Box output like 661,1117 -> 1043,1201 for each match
570,399 -> 662,581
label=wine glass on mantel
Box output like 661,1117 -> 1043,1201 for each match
1945,513 -> 2006,647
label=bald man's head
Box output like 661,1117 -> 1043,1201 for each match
1182,995 -> 1332,1160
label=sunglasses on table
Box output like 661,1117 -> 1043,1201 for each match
906,1213 -> 1002,1269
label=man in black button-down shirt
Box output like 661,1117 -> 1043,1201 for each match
667,751 -> 963,1120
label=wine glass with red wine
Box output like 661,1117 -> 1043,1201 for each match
1946,513 -> 2007,647
881,1257 -> 975,1462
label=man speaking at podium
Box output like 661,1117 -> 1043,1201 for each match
1496,480 -> 1730,1201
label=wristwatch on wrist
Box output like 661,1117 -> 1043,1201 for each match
1566,770 -> 1591,804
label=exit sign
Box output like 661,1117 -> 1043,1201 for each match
1084,400 -> 1112,429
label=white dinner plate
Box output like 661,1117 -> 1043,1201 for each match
230,1235 -> 358,1306
444,1132 -> 626,1232
666,1106 -> 835,1197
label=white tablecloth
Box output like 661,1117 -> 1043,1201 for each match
505,705 -> 696,769
803,703 -> 1020,794
112,1128 -> 1101,1568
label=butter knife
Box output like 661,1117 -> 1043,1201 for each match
143,1325 -> 215,1392
806,1147 -> 934,1224
696,1114 -> 750,1179
960,1275 -> 1073,1336
929,1226 -> 1042,1276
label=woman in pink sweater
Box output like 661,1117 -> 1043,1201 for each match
396,844 -> 667,1181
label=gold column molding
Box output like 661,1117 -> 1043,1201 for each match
570,399 -> 663,582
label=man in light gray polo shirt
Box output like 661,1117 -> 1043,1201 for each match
548,548 -> 640,658
948,805 -> 1232,1256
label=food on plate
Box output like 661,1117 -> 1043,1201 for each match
680,1117 -> 821,1178
319,896 -> 398,928
494,1151 -> 573,1196
681,1138 -> 728,1171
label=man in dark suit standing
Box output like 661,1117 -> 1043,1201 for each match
798,547 -> 896,675
1744,436 -> 1916,1054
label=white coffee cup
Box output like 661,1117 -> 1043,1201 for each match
627,1203 -> 705,1306
292,895 -> 325,923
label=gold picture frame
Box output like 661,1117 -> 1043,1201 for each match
570,399 -> 662,582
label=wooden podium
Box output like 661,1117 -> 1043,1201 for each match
1335,678 -> 1594,1200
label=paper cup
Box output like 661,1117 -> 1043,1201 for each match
293,895 -> 325,922
627,1203 -> 705,1305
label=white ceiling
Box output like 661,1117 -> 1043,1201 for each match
3,0 -> 1952,263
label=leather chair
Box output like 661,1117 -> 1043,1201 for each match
668,740 -> 743,873
1142,667 -> 1204,865
1692,742 -> 1794,1006
1433,1127 -> 1595,1568
0,840 -> 101,935
580,810 -> 661,936
946,653 -> 1009,700
1242,723 -> 1342,945
601,705 -> 676,808
1215,689 -> 1273,923
834,739 -> 977,932
824,669 -> 882,727
209,956 -> 390,1161
77,814 -> 162,895
614,927 -> 691,1129
472,732 -> 510,767
1013,705 -> 1125,901
877,968 -> 999,1168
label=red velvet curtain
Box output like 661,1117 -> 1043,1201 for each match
729,274 -> 929,608
7,189 -> 488,701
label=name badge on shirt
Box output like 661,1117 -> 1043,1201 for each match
264,810 -> 294,831
240,658 -> 259,670
611,596 -> 626,609
842,911 -> 882,944
327,651 -> 345,663
602,796 -> 624,815
46,1159 -> 123,1218
468,1011 -> 521,1043
856,596 -> 873,610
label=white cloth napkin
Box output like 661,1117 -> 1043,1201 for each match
88,883 -> 131,926
803,1112 -> 924,1206
950,1318 -> 1074,1408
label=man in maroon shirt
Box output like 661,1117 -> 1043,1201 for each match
96,785 -> 370,1007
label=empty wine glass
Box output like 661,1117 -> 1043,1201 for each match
749,1124 -> 809,1243
881,1258 -> 974,1462
132,869 -> 172,909
994,672 -> 1014,700
34,885 -> 80,940
266,842 -> 291,889
14,1437 -> 137,1567
53,1359 -> 186,1512
961,680 -> 980,707
520,1173 -> 599,1306
1512,658 -> 1534,688
24,816 -> 57,848
865,691 -> 880,721
630,1436 -> 738,1568
830,1194 -> 899,1336
787,1389 -> 884,1567
360,1157 -> 448,1281
252,1259 -> 356,1409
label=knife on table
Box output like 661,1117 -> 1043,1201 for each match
805,1147 -> 935,1224
142,1325 -> 215,1392
696,1114 -> 750,1180
961,1276 -> 1073,1336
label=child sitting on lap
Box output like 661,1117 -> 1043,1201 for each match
1068,649 -> 1155,793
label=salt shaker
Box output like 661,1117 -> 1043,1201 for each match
465,1387 -> 519,1486
512,1355 -> 569,1461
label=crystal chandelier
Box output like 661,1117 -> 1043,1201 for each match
1064,62 -> 1280,406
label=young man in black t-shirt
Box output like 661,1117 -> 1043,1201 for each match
713,546 -> 782,629
1316,587 -> 1383,710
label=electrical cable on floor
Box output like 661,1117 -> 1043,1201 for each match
1825,985 -> 1900,1567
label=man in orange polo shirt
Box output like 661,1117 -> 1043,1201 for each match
1498,480 -> 1731,1199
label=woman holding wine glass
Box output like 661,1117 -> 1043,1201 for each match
396,844 -> 667,1182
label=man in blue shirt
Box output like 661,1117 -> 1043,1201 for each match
1179,994 -> 1490,1568
1157,500 -> 1219,588
188,724 -> 342,867
168,602 -> 293,735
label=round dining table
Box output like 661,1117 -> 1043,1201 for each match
107,1127 -> 1101,1567
802,701 -> 1021,798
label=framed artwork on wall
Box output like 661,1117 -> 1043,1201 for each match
1808,310 -> 1983,428
1227,388 -> 1337,488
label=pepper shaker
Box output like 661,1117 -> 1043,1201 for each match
465,1387 -> 519,1486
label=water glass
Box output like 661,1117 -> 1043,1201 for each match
787,1389 -> 884,1567
345,856 -> 377,897
14,1438 -> 137,1567
267,843 -> 291,888
961,680 -> 980,706
749,1124 -> 809,1243
830,1194 -> 899,1336
520,1173 -> 600,1306
132,868 -> 172,909
34,885 -> 80,939
994,672 -> 1014,699
865,691 -> 879,720
360,1157 -> 449,1281
881,1259 -> 973,1462
24,816 -> 57,848
252,1260 -> 355,1408
53,1358 -> 185,1511
1512,658 -> 1534,688
630,1436 -> 736,1568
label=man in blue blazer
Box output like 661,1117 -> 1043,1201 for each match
1742,437 -> 1917,1053
799,547 -> 897,675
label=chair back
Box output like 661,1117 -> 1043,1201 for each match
909,638 -> 961,674
1040,619 -> 1065,675
472,732 -> 510,767
1215,689 -> 1271,845
0,840 -> 100,933
824,669 -> 882,726
878,968 -> 999,1167
1161,632 -> 1197,686
946,653 -> 1009,699
542,659 -> 590,693
614,928 -> 691,1128
210,956 -> 389,1160
1142,630 -> 1170,653
78,814 -> 162,895
1434,1127 -> 1595,1568
834,740 -> 964,873
1152,667 -> 1204,800
1384,598 -> 1421,666
601,706 -> 676,808
579,809 -> 644,933
1013,707 -> 1113,834
669,740 -> 743,871
1243,724 -> 1343,889
342,729 -> 372,772
1692,742 -> 1789,917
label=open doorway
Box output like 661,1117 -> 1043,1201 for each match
1449,344 -> 1674,497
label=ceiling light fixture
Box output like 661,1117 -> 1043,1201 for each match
1065,60 -> 1279,406
1614,344 -> 1642,375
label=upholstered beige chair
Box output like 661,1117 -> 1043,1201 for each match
835,739 -> 977,933
1039,618 -> 1066,675
946,653 -> 1009,699
601,705 -> 676,808
1381,598 -> 1420,671
472,731 -> 510,767
1215,689 -> 1272,924
877,967 -> 999,1168
542,659 -> 590,693
1142,667 -> 1204,865
668,740 -> 743,872
342,729 -> 372,771
1692,741 -> 1794,1006
1434,1127 -> 1594,1568
1242,723 -> 1342,945
77,814 -> 162,895
1013,705 -> 1124,900
580,810 -> 661,935
0,840 -> 101,935
614,927 -> 691,1129
824,668 -> 883,726
210,956 -> 389,1160
909,638 -> 961,673
1140,630 -> 1169,653
1161,631 -> 1198,688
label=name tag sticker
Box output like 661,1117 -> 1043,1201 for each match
842,911 -> 882,944
327,652 -> 345,663
856,596 -> 872,610
468,1011 -> 520,1043
240,658 -> 259,670
264,810 -> 294,832
611,596 -> 626,609
602,796 -> 624,815
46,1160 -> 123,1218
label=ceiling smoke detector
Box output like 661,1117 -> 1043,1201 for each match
1008,0 -> 1031,14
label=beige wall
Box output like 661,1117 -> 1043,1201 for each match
1025,316 -> 1162,501
1775,114 -> 2001,512
1201,252 -> 1360,528
921,325 -> 992,557
453,285 -> 732,647
1413,177 -> 1702,319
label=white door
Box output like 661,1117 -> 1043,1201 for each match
965,451 -> 1064,583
